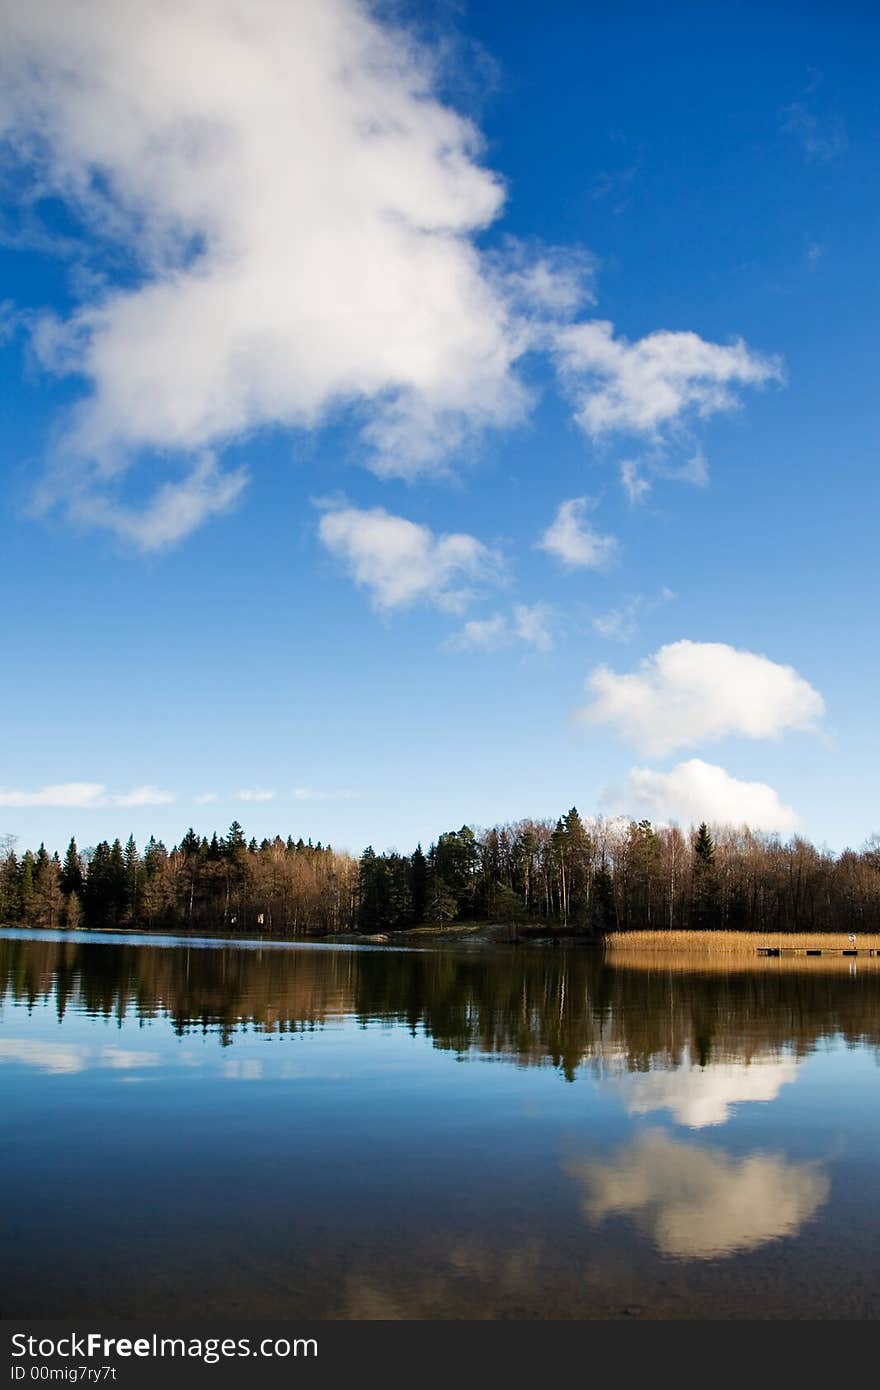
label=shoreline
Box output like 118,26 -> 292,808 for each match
4,920 -> 879,957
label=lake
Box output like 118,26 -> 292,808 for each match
1,927 -> 879,1319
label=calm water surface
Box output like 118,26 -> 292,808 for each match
1,928 -> 879,1319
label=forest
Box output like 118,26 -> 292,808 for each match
1,808 -> 879,936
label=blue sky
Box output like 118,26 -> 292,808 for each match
1,0 -> 877,856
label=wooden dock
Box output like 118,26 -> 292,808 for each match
757,947 -> 877,957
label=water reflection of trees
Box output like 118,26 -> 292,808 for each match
2,936 -> 879,1074
0,936 -> 357,1045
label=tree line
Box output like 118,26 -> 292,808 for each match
1,809 -> 879,935
0,824 -> 357,935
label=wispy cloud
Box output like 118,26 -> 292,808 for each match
495,238 -> 597,317
592,586 -> 673,643
512,603 -> 554,651
55,455 -> 248,550
318,502 -> 502,612
235,788 -> 275,803
781,102 -> 847,163
114,784 -> 174,808
447,614 -> 509,652
0,782 -> 173,809
664,449 -> 708,487
619,459 -> 651,505
447,602 -> 554,653
590,163 -> 639,216
538,497 -> 617,570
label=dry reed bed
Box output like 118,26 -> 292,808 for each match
605,929 -> 880,955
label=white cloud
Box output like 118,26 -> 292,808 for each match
568,1132 -> 829,1259
318,503 -> 501,612
235,788 -> 275,803
0,782 -> 106,809
114,784 -> 175,808
579,639 -> 824,755
538,497 -> 617,569
0,782 -> 173,808
448,614 -> 510,651
620,459 -> 650,504
555,319 -> 782,439
0,2 -> 787,550
613,759 -> 799,833
1,0 -> 549,533
606,1053 -> 800,1128
194,792 -> 218,805
63,454 -> 248,550
448,602 -> 554,653
0,2 -> 786,549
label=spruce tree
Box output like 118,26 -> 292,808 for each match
19,850 -> 35,921
692,823 -> 719,929
0,851 -> 22,923
124,835 -> 143,921
109,839 -> 127,924
180,828 -> 201,858
410,844 -> 428,924
694,822 -> 716,866
60,838 -> 85,897
226,821 -> 247,859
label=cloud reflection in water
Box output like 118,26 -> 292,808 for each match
606,1052 -> 800,1128
567,1131 -> 829,1259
